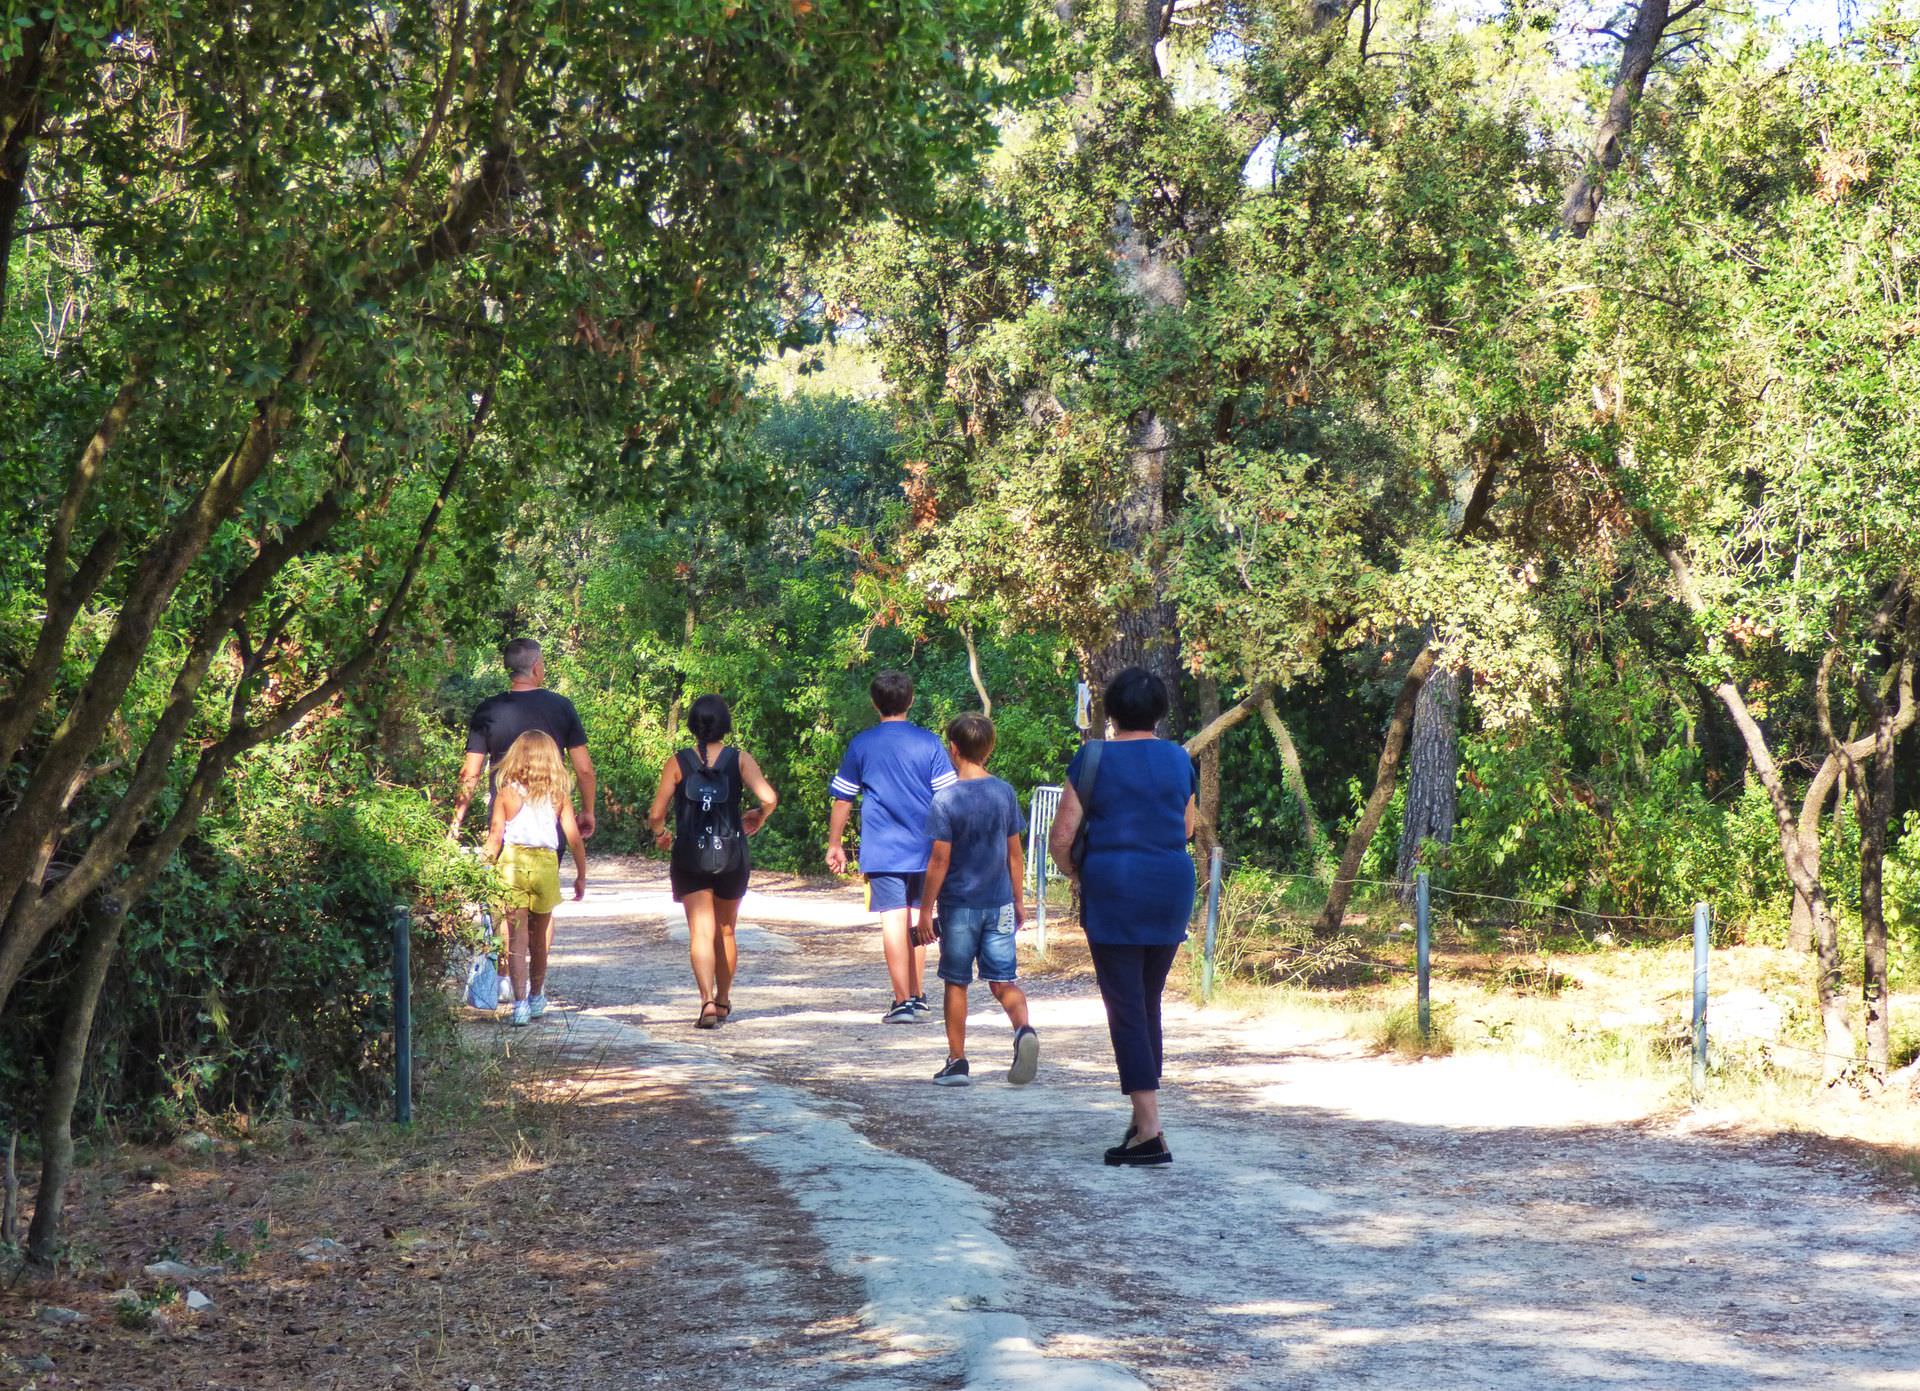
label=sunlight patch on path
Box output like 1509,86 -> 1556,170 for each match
559,1005 -> 1148,1391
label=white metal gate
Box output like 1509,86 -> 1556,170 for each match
1027,784 -> 1063,954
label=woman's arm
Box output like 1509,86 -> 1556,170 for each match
647,757 -> 680,851
1184,793 -> 1198,841
484,785 -> 523,861
1047,783 -> 1083,878
739,750 -> 779,835
560,801 -> 587,899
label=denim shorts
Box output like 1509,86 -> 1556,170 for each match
937,902 -> 1019,986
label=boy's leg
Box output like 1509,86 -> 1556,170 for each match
714,897 -> 742,1004
684,891 -> 719,1003
944,982 -> 969,1059
507,908 -> 531,1002
527,910 -> 554,997
879,909 -> 920,1002
988,980 -> 1029,1031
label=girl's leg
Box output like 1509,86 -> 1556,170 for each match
494,908 -> 512,1002
528,910 -> 554,997
713,897 -> 743,1006
684,891 -> 719,1004
508,908 -> 531,1002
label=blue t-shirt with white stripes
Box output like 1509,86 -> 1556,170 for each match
830,720 -> 958,873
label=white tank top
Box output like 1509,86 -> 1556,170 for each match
501,786 -> 559,850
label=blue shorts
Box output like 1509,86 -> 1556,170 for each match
866,872 -> 925,914
937,902 -> 1019,986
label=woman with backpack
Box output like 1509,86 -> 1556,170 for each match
647,694 -> 778,1028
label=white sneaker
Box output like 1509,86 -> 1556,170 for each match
510,1001 -> 531,1027
528,994 -> 549,1019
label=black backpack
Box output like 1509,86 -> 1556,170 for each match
677,747 -> 744,875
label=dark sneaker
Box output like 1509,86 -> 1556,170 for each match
1008,1026 -> 1040,1086
932,1057 -> 971,1086
908,994 -> 931,1014
882,1000 -> 919,1024
1104,1132 -> 1172,1167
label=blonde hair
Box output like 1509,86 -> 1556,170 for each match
497,731 -> 570,809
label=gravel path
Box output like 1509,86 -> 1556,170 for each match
528,855 -> 1920,1391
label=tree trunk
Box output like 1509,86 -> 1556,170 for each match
0,18 -> 58,323
1855,732 -> 1896,1071
1560,0 -> 1679,239
26,905 -> 125,1265
1085,597 -> 1186,736
1316,645 -> 1437,933
1194,678 -> 1221,864
1790,755 -> 1843,953
1654,533 -> 1856,1073
1394,663 -> 1461,900
667,594 -> 695,737
961,622 -> 993,717
1259,697 -> 1329,867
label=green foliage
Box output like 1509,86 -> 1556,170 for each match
450,391 -> 1083,872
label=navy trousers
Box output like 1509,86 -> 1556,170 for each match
1088,941 -> 1180,1094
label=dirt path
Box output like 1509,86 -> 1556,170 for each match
529,855 -> 1920,1391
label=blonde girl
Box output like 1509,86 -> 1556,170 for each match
485,731 -> 587,1026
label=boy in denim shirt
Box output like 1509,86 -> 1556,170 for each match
914,713 -> 1039,1086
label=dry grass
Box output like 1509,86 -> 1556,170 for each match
1168,907 -> 1920,1177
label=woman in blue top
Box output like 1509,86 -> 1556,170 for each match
1048,667 -> 1197,1167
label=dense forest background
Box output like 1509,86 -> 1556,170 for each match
3,0 -> 1919,1260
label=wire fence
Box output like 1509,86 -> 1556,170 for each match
1023,785 -> 1887,1087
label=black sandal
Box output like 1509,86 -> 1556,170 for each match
713,998 -> 732,1024
696,1000 -> 722,1030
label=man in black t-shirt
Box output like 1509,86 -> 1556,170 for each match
448,638 -> 598,845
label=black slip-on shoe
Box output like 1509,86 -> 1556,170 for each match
1104,1132 -> 1172,1167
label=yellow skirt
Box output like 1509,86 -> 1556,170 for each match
498,844 -> 562,914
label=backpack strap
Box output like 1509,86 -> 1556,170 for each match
1071,739 -> 1104,811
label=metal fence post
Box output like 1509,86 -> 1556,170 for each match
1692,901 -> 1710,1093
1035,836 -> 1049,956
392,904 -> 413,1126
1416,870 -> 1431,1040
1202,846 -> 1224,1003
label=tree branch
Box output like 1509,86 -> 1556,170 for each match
1184,684 -> 1269,756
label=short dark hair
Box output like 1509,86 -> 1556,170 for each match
870,670 -> 914,717
688,693 -> 733,745
503,637 -> 542,679
946,712 -> 996,765
1104,666 -> 1169,733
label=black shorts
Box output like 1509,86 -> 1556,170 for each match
670,859 -> 750,903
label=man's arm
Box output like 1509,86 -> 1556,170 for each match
826,799 -> 853,874
449,750 -> 488,840
568,743 -> 597,840
915,841 -> 951,945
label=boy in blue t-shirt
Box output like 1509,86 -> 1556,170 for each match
913,713 -> 1039,1087
827,671 -> 958,1023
